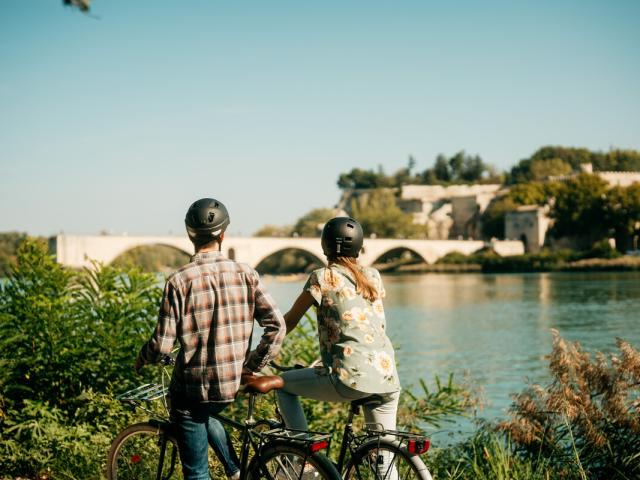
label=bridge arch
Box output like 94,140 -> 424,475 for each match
254,247 -> 325,275
371,246 -> 429,266
108,242 -> 192,266
110,243 -> 193,273
359,240 -> 440,265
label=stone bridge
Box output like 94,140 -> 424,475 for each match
52,234 -> 524,269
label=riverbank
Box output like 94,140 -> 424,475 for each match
384,254 -> 640,274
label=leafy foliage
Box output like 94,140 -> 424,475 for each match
602,184 -> 640,252
0,231 -> 29,277
508,146 -> 640,184
337,153 -> 501,189
337,166 -> 399,189
112,244 -> 190,273
255,249 -> 324,275
550,174 -> 610,248
0,239 -> 161,478
481,182 -> 559,239
421,152 -> 503,185
254,224 -> 294,237
292,208 -> 336,237
349,189 -> 424,238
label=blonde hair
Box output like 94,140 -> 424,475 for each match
329,256 -> 378,302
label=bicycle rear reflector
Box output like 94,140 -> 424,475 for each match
407,438 -> 430,455
310,440 -> 329,452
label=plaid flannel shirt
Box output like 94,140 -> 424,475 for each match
139,251 -> 285,403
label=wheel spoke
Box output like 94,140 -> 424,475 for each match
108,424 -> 181,480
344,441 -> 430,480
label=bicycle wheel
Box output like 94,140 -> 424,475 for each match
107,422 -> 181,480
248,439 -> 341,480
343,438 -> 432,480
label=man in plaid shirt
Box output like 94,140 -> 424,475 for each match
135,198 -> 285,480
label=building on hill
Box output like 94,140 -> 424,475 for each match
505,163 -> 640,252
505,205 -> 551,253
398,184 -> 502,239
338,184 -> 502,239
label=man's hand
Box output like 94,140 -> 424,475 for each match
134,355 -> 144,374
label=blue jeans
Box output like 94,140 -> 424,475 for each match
171,401 -> 240,479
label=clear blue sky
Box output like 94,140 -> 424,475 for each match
1,0 -> 639,237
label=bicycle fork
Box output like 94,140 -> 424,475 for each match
155,427 -> 179,480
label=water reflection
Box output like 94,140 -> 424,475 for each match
263,271 -> 640,432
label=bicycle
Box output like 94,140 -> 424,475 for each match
107,358 -> 341,480
270,362 -> 433,480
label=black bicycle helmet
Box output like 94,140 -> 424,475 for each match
321,217 -> 364,258
185,198 -> 230,239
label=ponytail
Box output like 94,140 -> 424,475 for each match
329,256 -> 378,302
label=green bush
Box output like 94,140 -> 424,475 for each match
581,240 -> 621,260
0,239 -> 160,479
436,251 -> 474,264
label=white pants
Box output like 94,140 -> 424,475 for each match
276,367 -> 400,433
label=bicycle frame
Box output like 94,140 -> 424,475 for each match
335,402 -> 367,472
213,392 -> 333,479
117,384 -> 332,480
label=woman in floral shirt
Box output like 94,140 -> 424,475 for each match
276,217 -> 400,436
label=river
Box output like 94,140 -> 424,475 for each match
263,271 -> 640,439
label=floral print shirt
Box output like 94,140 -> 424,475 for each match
304,264 -> 400,394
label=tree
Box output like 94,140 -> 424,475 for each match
481,182 -> 558,239
529,146 -> 593,169
481,195 -> 518,239
508,182 -> 558,205
508,146 -> 640,184
550,174 -> 609,248
433,154 -> 450,182
254,224 -> 293,237
111,245 -> 190,272
508,146 -> 592,184
597,149 -> 640,172
529,158 -> 572,180
448,152 -> 465,180
349,190 -> 422,238
0,232 -> 28,277
292,208 -> 336,237
419,152 -> 499,185
337,168 -> 391,189
602,184 -> 640,252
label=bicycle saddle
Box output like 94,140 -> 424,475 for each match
241,374 -> 284,394
351,394 -> 384,408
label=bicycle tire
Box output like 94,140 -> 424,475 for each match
107,422 -> 181,480
343,437 -> 432,480
247,439 -> 341,480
